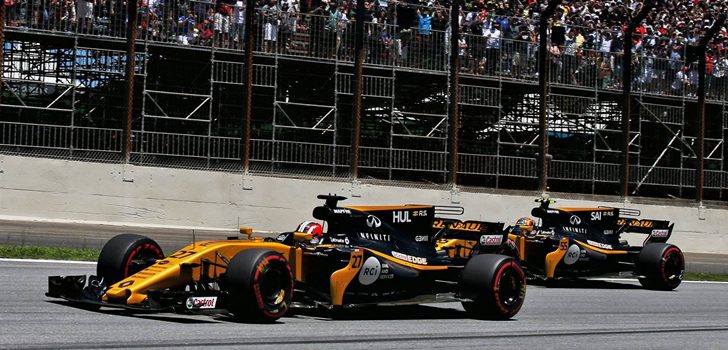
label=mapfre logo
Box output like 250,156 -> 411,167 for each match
366,215 -> 382,228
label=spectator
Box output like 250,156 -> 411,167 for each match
77,0 -> 94,33
214,1 -> 231,48
323,1 -> 346,58
197,18 -> 215,46
483,22 -> 501,74
671,66 -> 689,95
232,0 -> 246,49
262,0 -> 281,53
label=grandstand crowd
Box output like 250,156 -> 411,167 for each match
4,0 -> 728,97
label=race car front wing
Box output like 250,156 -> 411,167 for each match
46,275 -> 231,314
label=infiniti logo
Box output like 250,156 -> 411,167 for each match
366,215 -> 382,228
569,215 -> 582,225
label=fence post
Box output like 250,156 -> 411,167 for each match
696,14 -> 726,204
123,0 -> 139,163
447,1 -> 460,186
350,0 -> 366,179
243,0 -> 255,173
621,1 -> 656,199
0,4 -> 4,115
537,0 -> 561,194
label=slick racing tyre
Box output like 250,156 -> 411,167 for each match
460,254 -> 526,320
637,243 -> 684,291
224,249 -> 293,323
97,234 -> 164,286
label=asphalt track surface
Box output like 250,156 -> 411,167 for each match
2,259 -> 728,350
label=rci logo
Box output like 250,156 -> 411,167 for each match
366,215 -> 382,228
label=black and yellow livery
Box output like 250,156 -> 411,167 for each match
506,198 -> 685,290
47,195 -> 526,322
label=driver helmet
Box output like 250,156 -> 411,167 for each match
296,221 -> 323,237
515,217 -> 535,236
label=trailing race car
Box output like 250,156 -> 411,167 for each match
506,198 -> 685,290
47,195 -> 526,322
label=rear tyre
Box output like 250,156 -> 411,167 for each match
460,254 -> 526,320
97,234 -> 164,286
637,243 -> 684,291
223,249 -> 293,323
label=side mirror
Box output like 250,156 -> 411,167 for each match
239,227 -> 253,239
293,232 -> 313,242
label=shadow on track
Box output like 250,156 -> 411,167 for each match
528,278 -> 644,290
284,304 -> 473,321
46,300 -> 221,324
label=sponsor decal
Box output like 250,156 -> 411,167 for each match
380,263 -> 390,274
650,229 -> 669,238
358,257 -> 381,285
450,221 -> 482,232
603,230 -> 614,235
561,226 -> 588,234
310,236 -> 320,244
276,235 -> 286,242
393,211 -> 412,223
617,219 -> 655,228
379,274 -> 394,280
587,240 -> 612,250
330,236 -> 350,245
563,244 -> 580,265
391,251 -> 428,265
411,210 -> 428,217
579,250 -> 589,261
366,215 -> 382,228
479,235 -> 503,246
186,296 -> 217,310
358,232 -> 391,242
569,215 -> 582,225
333,208 -> 351,214
433,219 -> 482,232
547,209 -> 560,214
432,219 -> 445,229
591,212 -> 602,221
414,235 -> 429,242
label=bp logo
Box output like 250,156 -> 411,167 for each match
358,256 -> 381,285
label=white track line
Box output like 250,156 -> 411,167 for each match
0,258 -> 95,265
592,277 -> 728,285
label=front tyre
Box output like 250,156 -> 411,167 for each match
460,254 -> 526,320
638,243 -> 684,291
223,249 -> 293,323
97,234 -> 164,285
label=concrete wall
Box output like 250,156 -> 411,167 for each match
1,155 -> 727,254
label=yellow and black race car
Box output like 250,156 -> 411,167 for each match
506,198 -> 684,290
47,195 -> 526,322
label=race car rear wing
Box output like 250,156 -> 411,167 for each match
432,218 -> 508,251
617,219 -> 674,243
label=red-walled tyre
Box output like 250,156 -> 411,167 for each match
460,254 -> 527,320
638,243 -> 684,291
97,234 -> 164,286
224,249 -> 294,323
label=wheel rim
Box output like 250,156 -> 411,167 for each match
497,266 -> 524,308
662,248 -> 684,286
124,243 -> 163,277
258,262 -> 288,307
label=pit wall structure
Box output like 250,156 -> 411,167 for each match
1,155 -> 726,255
